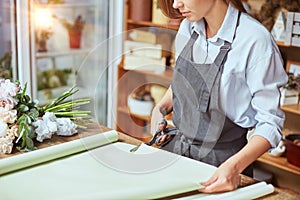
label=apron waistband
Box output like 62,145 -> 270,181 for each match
178,133 -> 247,150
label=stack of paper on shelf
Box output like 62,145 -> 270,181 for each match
124,40 -> 162,59
123,40 -> 166,73
124,55 -> 166,73
128,30 -> 157,44
285,12 -> 300,47
280,88 -> 299,105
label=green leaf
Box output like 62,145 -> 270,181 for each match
33,99 -> 39,106
42,85 -> 79,111
25,115 -> 32,124
27,126 -> 36,139
21,130 -> 27,148
25,137 -> 35,150
17,115 -> 24,125
24,94 -> 31,103
29,108 -> 39,119
20,83 -> 27,99
18,104 -> 29,112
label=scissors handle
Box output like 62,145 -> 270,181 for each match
154,127 -> 177,146
145,118 -> 167,146
145,127 -> 177,147
145,131 -> 160,146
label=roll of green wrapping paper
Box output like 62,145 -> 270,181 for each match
0,142 -> 275,199
0,130 -> 118,175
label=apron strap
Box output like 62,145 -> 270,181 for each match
177,31 -> 199,61
214,41 -> 231,73
214,11 -> 241,72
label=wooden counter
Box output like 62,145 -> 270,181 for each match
1,122 -> 299,199
0,122 -> 141,159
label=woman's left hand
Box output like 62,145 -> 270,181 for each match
199,160 -> 241,193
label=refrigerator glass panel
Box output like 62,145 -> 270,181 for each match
0,0 -> 17,80
30,0 -> 109,124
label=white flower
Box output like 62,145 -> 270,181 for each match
33,120 -> 55,142
0,79 -> 19,98
42,112 -> 58,132
0,137 -> 13,154
56,118 -> 77,136
0,124 -> 18,154
0,97 -> 17,109
7,124 -> 19,140
0,105 -> 17,124
33,112 -> 58,142
0,120 -> 8,137
33,112 -> 78,141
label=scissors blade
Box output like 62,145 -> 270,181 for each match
129,145 -> 141,153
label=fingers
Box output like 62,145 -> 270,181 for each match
158,134 -> 170,144
199,175 -> 241,193
201,175 -> 217,187
200,180 -> 236,193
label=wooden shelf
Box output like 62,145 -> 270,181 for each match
276,41 -> 300,48
117,1 -> 177,142
131,68 -> 174,83
281,104 -> 300,115
36,49 -> 91,58
118,106 -> 151,122
116,68 -> 173,139
36,3 -> 95,8
276,41 -> 290,47
258,153 -> 300,176
127,19 -> 179,30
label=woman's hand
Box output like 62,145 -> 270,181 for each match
150,87 -> 173,133
199,159 -> 241,193
199,136 -> 271,193
157,134 -> 172,145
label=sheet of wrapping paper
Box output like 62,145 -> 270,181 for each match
176,182 -> 274,200
0,142 -> 216,199
0,130 -> 119,175
0,141 -> 274,199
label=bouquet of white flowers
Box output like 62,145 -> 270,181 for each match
0,79 -> 90,154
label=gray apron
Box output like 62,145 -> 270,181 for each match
162,14 -> 253,177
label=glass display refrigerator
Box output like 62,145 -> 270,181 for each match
0,0 -> 17,80
0,0 -> 123,126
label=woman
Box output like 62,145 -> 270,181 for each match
151,0 -> 288,193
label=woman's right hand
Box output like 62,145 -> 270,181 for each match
150,87 -> 173,134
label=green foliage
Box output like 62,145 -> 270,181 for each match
37,68 -> 72,90
14,82 -> 90,151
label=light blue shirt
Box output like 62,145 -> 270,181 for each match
174,4 -> 288,148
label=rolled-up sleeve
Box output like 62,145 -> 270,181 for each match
247,51 -> 288,148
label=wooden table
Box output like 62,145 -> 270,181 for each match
1,122 -> 299,199
0,122 -> 140,159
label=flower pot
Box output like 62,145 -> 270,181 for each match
68,29 -> 82,49
285,134 -> 300,167
129,0 -> 152,21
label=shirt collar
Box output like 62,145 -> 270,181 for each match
191,4 -> 239,43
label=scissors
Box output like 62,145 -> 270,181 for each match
130,118 -> 177,152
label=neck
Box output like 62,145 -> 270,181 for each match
204,1 -> 228,39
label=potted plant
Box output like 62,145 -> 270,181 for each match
53,15 -> 85,49
280,73 -> 300,105
35,27 -> 53,52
